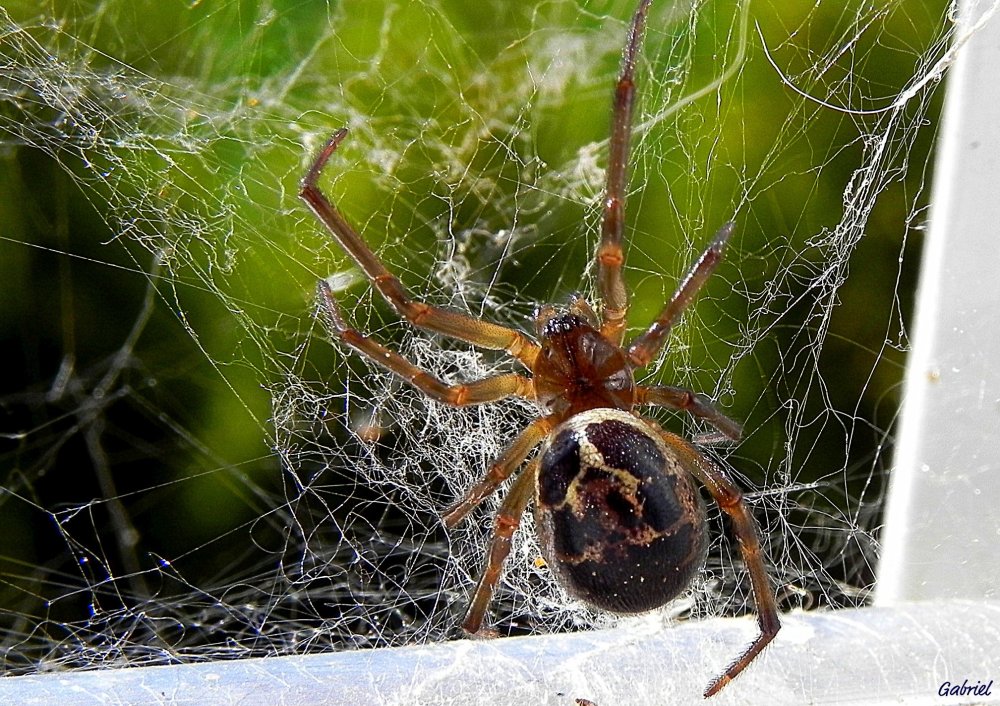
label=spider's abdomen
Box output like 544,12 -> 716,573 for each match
534,408 -> 707,614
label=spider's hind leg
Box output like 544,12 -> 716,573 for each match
656,429 -> 780,697
456,459 -> 540,636
440,415 -> 553,528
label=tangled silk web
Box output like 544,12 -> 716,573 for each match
0,0 -> 978,676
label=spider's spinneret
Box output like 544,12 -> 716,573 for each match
535,408 -> 708,613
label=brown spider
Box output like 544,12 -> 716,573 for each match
300,0 -> 779,697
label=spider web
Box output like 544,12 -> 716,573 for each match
0,0 -> 963,683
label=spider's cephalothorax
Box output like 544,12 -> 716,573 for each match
533,308 -> 634,418
301,0 -> 779,697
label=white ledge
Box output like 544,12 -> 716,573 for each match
5,601 -> 999,705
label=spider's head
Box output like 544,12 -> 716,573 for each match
540,310 -> 581,334
533,294 -> 599,339
534,307 -> 586,341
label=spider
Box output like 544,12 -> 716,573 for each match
300,0 -> 779,697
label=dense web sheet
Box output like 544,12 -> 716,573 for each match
0,0 -> 970,682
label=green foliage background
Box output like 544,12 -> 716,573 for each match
0,0 -> 945,669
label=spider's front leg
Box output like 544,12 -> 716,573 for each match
318,281 -> 532,408
301,129 -> 541,369
596,0 -> 655,345
627,221 -> 734,368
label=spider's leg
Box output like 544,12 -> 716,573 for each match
302,129 -> 540,369
319,282 -> 533,406
441,415 -> 554,528
458,458 -> 539,636
626,221 -> 733,368
637,383 -> 742,441
657,429 -> 780,697
597,0 -> 655,345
